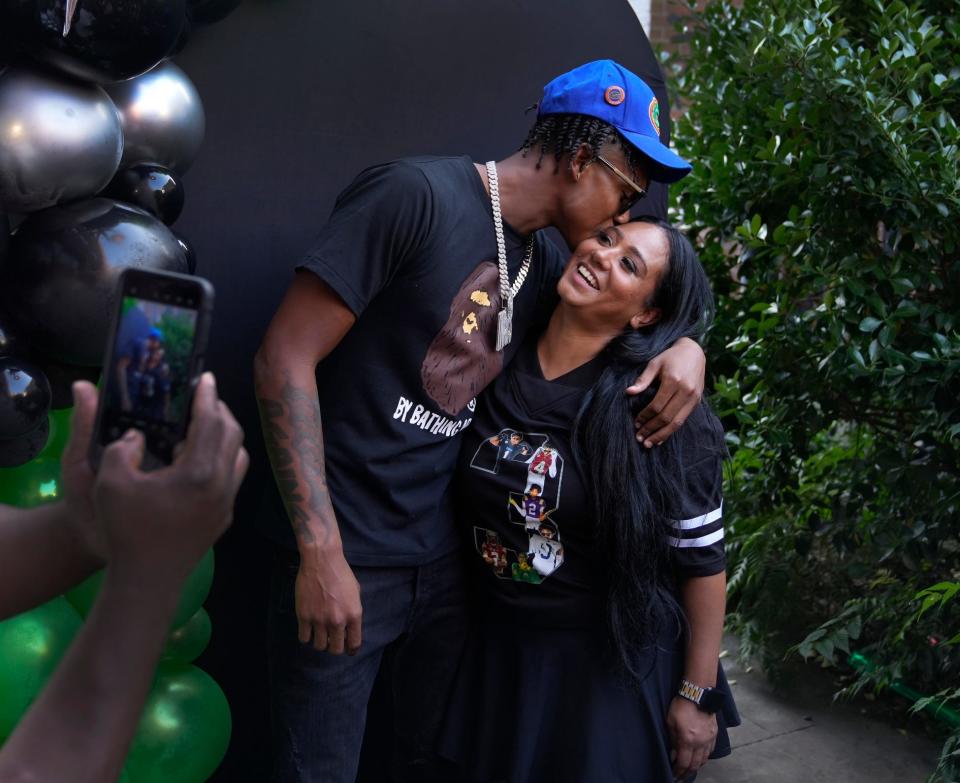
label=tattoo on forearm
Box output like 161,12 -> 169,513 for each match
257,373 -> 334,545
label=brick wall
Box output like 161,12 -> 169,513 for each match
647,0 -> 677,45
645,0 -> 742,49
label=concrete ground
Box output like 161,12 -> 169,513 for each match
699,637 -> 942,783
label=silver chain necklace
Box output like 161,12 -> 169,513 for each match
486,160 -> 534,351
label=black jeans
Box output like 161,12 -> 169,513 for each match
267,548 -> 468,783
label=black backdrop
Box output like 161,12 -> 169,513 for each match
171,1 -> 669,778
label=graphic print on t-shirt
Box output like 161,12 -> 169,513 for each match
470,427 -> 565,583
478,529 -> 510,577
470,428 -> 545,474
421,261 -> 504,416
524,444 -> 559,494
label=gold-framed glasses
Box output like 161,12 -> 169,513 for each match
596,154 -> 647,213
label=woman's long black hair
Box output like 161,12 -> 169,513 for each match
572,217 -> 718,683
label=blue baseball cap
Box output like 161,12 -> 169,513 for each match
148,327 -> 163,340
538,59 -> 692,184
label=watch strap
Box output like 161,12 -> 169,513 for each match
677,678 -> 723,714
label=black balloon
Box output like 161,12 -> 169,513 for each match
0,24 -> 15,71
104,164 -> 185,226
187,0 -> 242,25
0,208 -> 8,267
174,233 -> 197,275
0,309 -> 100,406
0,311 -> 23,358
0,199 -> 188,366
0,356 -> 51,440
173,15 -> 193,54
36,359 -> 101,410
0,416 -> 50,468
2,0 -> 186,83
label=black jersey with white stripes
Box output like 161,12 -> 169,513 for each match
454,338 -> 727,629
663,406 -> 727,578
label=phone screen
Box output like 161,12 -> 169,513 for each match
111,297 -> 198,424
94,270 -> 212,469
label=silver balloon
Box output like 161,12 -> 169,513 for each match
106,61 -> 205,175
0,67 -> 123,213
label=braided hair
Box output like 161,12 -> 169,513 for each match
520,113 -> 646,175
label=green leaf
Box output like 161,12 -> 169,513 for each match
859,317 -> 882,332
846,278 -> 866,297
814,638 -> 836,660
894,302 -> 920,318
803,18 -> 816,35
919,594 -> 941,615
847,615 -> 862,640
891,278 -> 915,295
848,346 -> 867,369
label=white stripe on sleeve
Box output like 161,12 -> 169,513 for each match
671,502 -> 723,531
668,527 -> 725,549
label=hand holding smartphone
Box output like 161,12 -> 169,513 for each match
90,268 -> 214,470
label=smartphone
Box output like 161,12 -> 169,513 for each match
90,268 -> 214,470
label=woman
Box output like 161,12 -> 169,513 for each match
441,217 -> 740,782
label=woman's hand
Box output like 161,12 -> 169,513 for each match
666,696 -> 717,780
627,337 -> 705,447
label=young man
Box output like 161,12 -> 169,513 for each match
255,59 -> 706,781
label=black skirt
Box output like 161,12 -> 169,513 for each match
439,615 -> 740,783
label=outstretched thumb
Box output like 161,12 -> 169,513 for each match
63,381 -> 98,463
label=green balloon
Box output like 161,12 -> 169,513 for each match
0,407 -> 75,508
66,549 -> 215,631
0,457 -> 62,508
41,408 -> 74,462
161,608 -> 212,664
124,665 -> 231,783
63,571 -> 100,619
0,598 -> 83,740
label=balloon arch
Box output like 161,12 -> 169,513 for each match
0,2 -> 241,779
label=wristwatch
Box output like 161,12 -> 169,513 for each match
677,679 -> 726,714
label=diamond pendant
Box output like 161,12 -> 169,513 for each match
495,296 -> 514,352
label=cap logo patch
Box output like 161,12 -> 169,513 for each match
604,85 -> 625,106
649,97 -> 661,137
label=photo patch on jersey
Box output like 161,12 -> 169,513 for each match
470,428 -> 568,584
524,444 -> 561,495
509,487 -> 550,531
511,552 -> 543,584
528,524 -> 564,577
470,428 -> 548,475
476,527 -> 514,579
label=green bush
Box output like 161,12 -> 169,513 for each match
667,0 -> 960,777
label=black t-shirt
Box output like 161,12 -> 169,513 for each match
261,156 -> 566,565
455,340 -> 726,629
